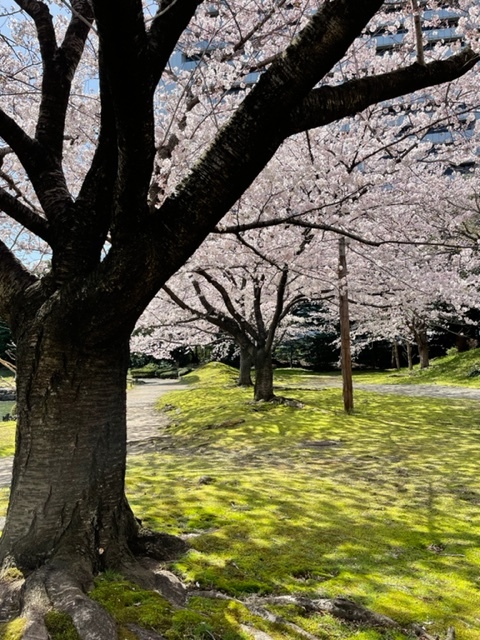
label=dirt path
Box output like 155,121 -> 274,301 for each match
280,377 -> 480,401
126,378 -> 188,453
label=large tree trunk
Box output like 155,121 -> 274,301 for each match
238,346 -> 253,387
254,347 -> 274,401
0,318 -> 138,577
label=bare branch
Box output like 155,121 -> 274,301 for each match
156,0 -> 386,259
194,268 -> 258,340
0,187 -> 50,242
217,216 -> 475,250
147,0 -> 203,88
0,240 -> 37,326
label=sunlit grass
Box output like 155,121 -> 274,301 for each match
124,362 -> 480,640
0,422 -> 15,458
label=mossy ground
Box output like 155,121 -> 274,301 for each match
0,620 -> 25,640
0,422 -> 15,457
125,362 -> 480,639
1,359 -> 480,639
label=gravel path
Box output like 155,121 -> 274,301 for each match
126,378 -> 188,452
355,382 -> 480,400
283,377 -> 480,401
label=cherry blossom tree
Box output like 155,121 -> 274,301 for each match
0,0 -> 478,633
332,232 -> 480,369
135,226 -> 329,400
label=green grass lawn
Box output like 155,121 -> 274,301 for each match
1,359 -> 480,639
123,362 -> 480,640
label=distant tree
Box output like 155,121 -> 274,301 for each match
136,228 -> 325,400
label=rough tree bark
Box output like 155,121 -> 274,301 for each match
0,320 -> 135,575
393,342 -> 401,370
415,328 -> 430,369
238,345 -> 254,387
0,0 -> 477,635
406,341 -> 414,371
254,345 -> 275,402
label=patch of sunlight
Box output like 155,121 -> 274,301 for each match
0,422 -> 15,458
0,618 -> 26,640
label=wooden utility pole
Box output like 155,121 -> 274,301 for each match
410,0 -> 425,66
338,237 -> 353,413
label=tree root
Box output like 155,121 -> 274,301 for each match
129,527 -> 189,562
121,555 -> 187,606
15,567 -> 117,640
248,594 -> 398,627
0,541 -> 455,640
45,568 -> 118,639
0,572 -> 22,620
190,589 -> 456,640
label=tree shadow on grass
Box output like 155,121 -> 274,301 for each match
127,390 -> 480,638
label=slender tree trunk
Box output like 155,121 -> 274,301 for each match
0,319 -> 138,576
238,346 -> 253,387
414,329 -> 430,369
338,238 -> 353,413
254,347 -> 274,401
406,342 -> 414,371
392,342 -> 401,370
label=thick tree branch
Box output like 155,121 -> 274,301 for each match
287,48 -> 480,135
14,0 -> 57,61
217,217 -> 475,250
15,0 -> 92,156
0,188 -> 51,243
192,277 -> 258,343
163,283 -> 257,345
92,0 -> 155,237
147,0 -> 203,89
36,0 -> 92,155
92,0 -> 479,336
253,280 -> 266,341
75,50 -> 118,258
0,109 -> 41,178
0,240 -> 37,326
154,0 -> 385,266
194,268 -> 252,333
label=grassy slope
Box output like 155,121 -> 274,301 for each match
351,348 -> 480,386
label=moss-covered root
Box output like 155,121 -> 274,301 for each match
0,571 -> 23,621
246,594 -> 399,627
190,590 -> 458,640
21,568 -> 117,639
0,568 -> 116,640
